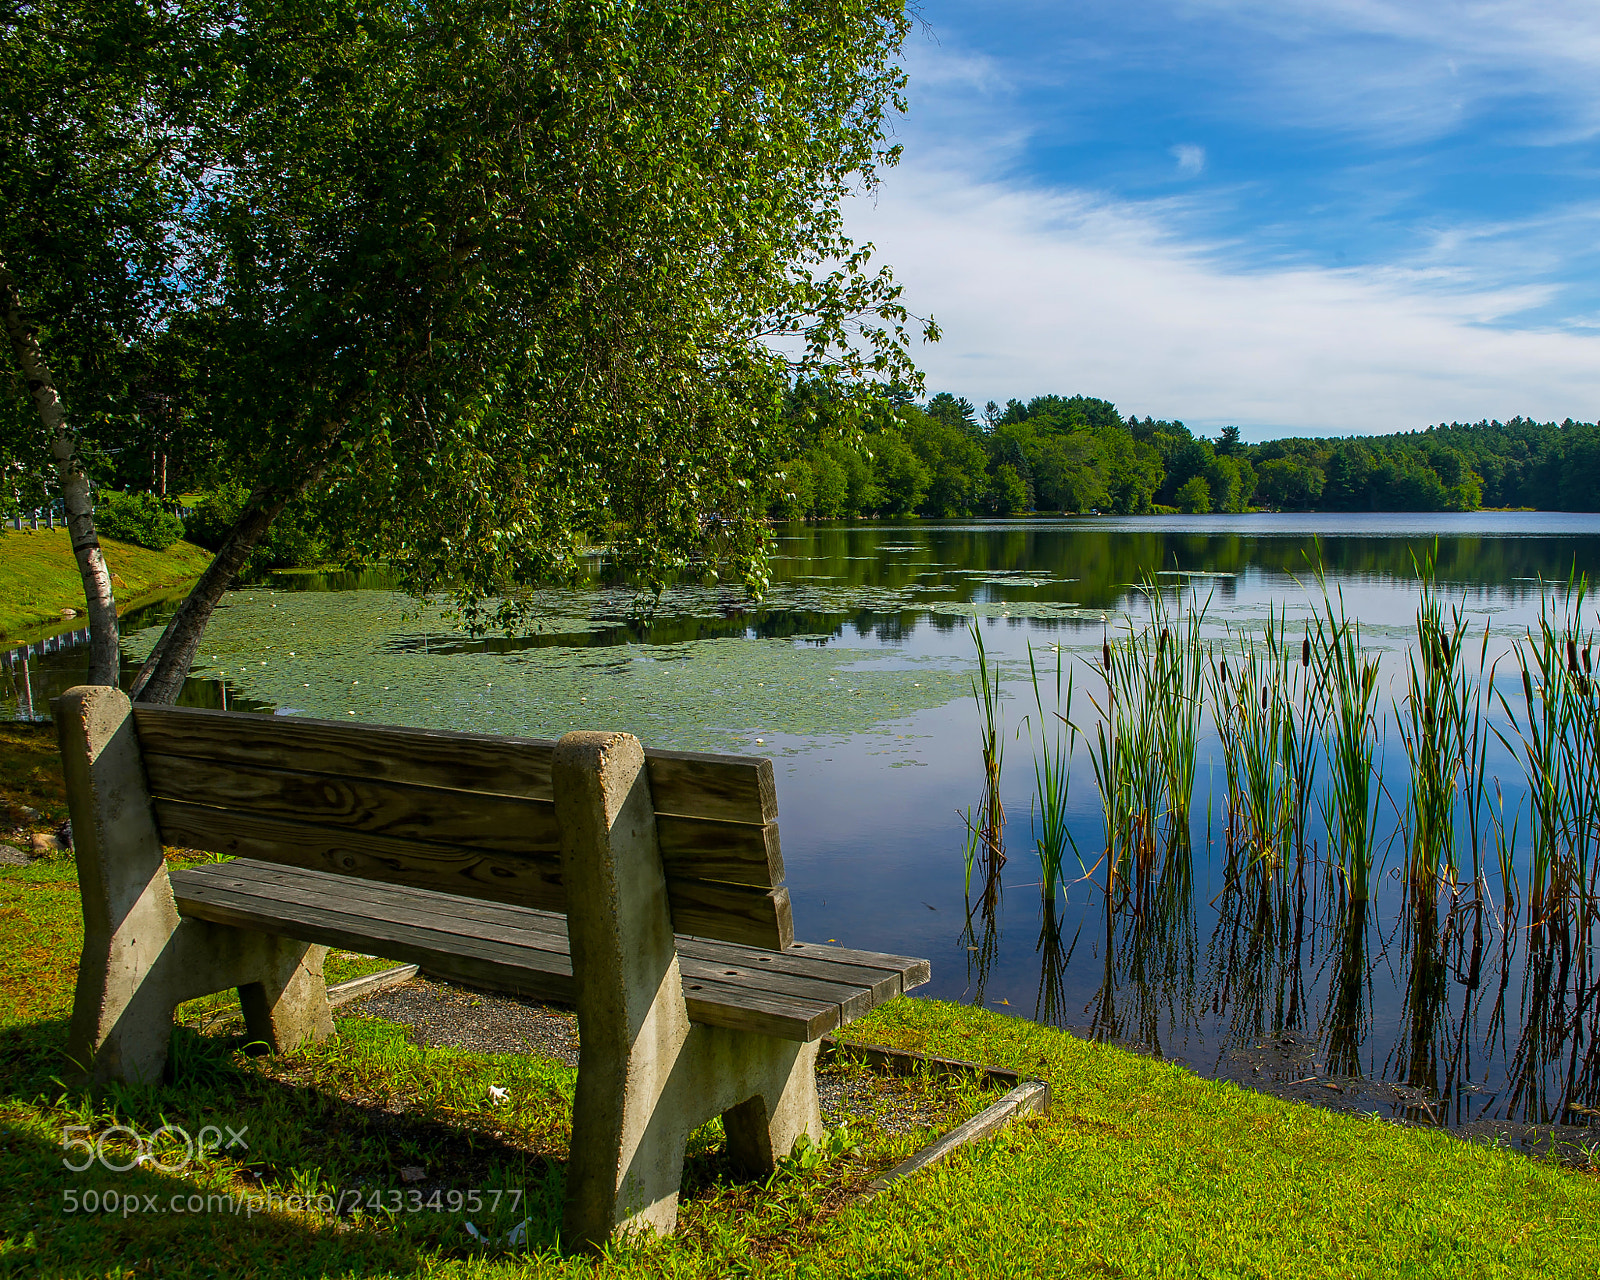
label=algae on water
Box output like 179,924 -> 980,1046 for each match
122,588 -> 968,754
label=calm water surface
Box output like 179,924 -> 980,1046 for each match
8,512 -> 1600,1129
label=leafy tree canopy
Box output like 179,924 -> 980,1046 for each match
2,0 -> 928,700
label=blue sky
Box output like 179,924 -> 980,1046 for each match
848,1 -> 1600,437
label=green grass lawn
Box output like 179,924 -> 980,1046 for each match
0,527 -> 212,637
2,724 -> 1598,1276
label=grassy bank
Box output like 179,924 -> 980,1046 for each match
0,527 -> 212,638
2,725 -> 1598,1277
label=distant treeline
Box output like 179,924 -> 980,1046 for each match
767,390 -> 1600,517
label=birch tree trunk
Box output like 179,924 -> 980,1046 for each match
129,417 -> 348,706
0,260 -> 121,686
127,487 -> 293,705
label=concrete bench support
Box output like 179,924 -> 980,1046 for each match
554,731 -> 821,1249
58,686 -> 333,1084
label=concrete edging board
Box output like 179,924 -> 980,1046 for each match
819,1036 -> 1051,1201
326,963 -> 420,1008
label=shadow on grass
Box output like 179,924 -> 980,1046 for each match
1,1020 -> 576,1274
0,1016 -> 825,1275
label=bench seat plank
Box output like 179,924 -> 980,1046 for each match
172,873 -> 830,1039
170,860 -> 924,1041
786,940 -> 931,989
175,864 -> 875,1024
200,859 -> 918,1005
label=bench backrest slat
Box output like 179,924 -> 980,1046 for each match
131,705 -> 792,950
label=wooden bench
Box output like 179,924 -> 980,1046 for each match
55,686 -> 928,1248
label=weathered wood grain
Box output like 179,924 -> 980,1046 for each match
174,865 -> 573,961
147,752 -> 778,886
665,878 -> 792,951
153,799 -> 569,911
144,753 -> 561,854
655,814 -> 783,886
134,705 -> 555,797
196,857 -> 570,935
679,955 -> 875,1023
675,935 -> 909,1003
133,705 -> 776,824
646,749 -> 777,824
786,939 -> 931,990
677,975 -> 837,1040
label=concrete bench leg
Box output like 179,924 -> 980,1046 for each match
59,686 -> 189,1085
720,1039 -> 822,1176
554,730 -> 823,1250
239,941 -> 335,1054
57,686 -> 334,1084
556,730 -> 698,1248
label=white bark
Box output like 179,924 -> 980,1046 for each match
1,260 -> 121,685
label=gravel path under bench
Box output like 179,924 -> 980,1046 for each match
346,975 -> 977,1137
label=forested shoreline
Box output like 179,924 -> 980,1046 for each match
11,389 -> 1600,574
768,390 -> 1600,518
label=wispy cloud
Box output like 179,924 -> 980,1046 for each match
867,5 -> 1600,434
1172,1 -> 1600,144
852,163 -> 1600,434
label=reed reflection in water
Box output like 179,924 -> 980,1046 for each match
979,560 -> 1600,1131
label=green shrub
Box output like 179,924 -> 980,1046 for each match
1174,474 -> 1212,514
92,489 -> 185,551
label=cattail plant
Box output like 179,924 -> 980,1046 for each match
1147,585 -> 1207,857
1026,641 -> 1079,914
1283,623 -> 1324,868
1209,607 -> 1309,886
1310,574 -> 1384,903
969,619 -> 1007,905
1082,581 -> 1204,911
1454,617 -> 1497,917
1085,623 -> 1150,903
1398,555 -> 1470,897
1496,577 -> 1600,973
1211,648 -> 1244,852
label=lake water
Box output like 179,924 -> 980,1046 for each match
8,512 -> 1600,1132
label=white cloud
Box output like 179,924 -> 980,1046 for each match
1173,1 -> 1600,143
1171,144 -> 1207,176
850,163 -> 1600,434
